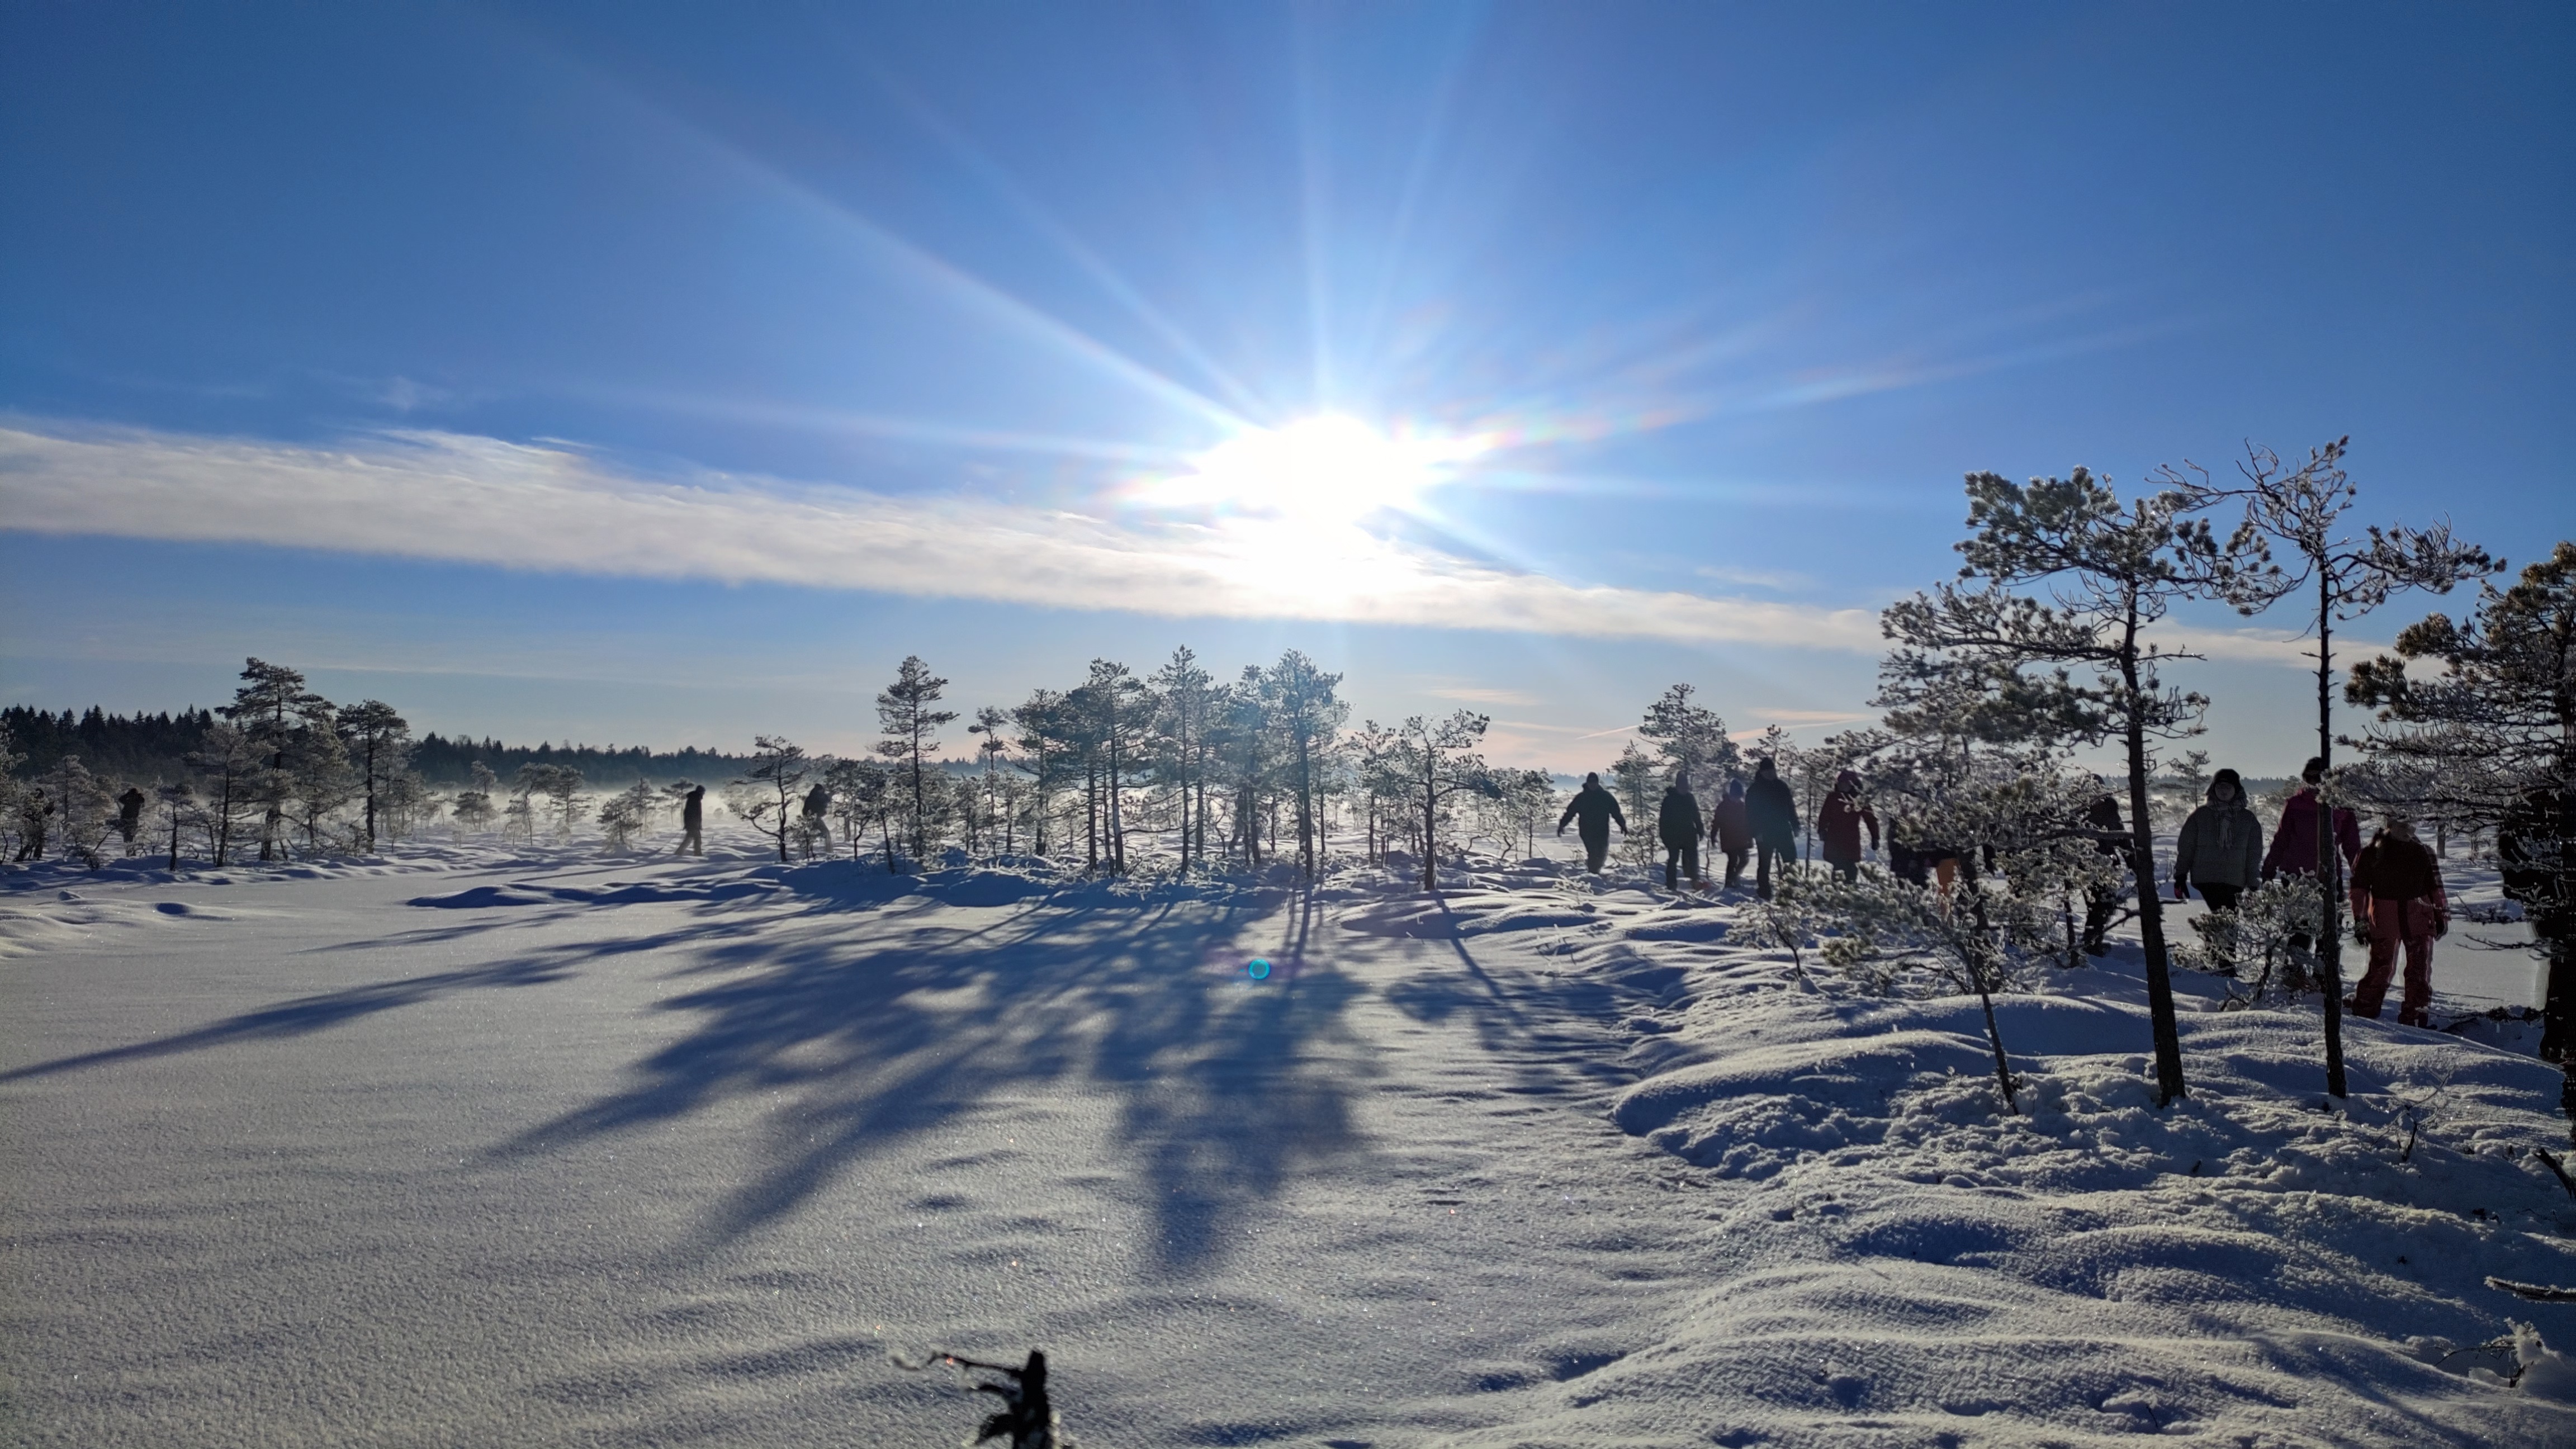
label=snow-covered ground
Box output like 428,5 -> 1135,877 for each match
5,830 -> 2575,1447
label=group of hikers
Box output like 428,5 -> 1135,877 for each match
1557,755 -> 2459,1030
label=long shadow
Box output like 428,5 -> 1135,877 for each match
0,956 -> 577,1083
484,884 -> 1373,1274
1370,893 -> 1652,1104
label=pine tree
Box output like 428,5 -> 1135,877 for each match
730,736 -> 809,863
2348,540 -> 2576,1077
338,700 -> 412,853
877,656 -> 959,864
1881,465 -> 2274,1106
1262,650 -> 1347,879
185,722 -> 265,867
2203,436 -> 2494,1099
1637,683 -> 1741,788
218,659 -> 333,861
1385,709 -> 1493,891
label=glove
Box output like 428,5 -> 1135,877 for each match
2173,879 -> 2190,901
1555,825 -> 1565,837
2434,912 -> 2450,940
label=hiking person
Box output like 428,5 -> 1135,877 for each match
677,784 -> 705,857
116,786 -> 148,850
1747,757 -> 1798,900
1708,776 -> 1753,891
2348,815 -> 2448,1025
2261,756 -> 2361,956
2174,768 -> 2262,968
1817,770 -> 1878,884
801,783 -> 831,859
2262,757 -> 2361,884
1556,771 -> 1627,874
2080,792 -> 2128,955
1658,772 -> 1705,890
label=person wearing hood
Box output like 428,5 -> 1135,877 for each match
1658,772 -> 1706,890
1746,757 -> 1798,899
2348,814 -> 2449,1026
2262,757 -> 2361,883
1708,776 -> 1754,891
1817,770 -> 1879,884
2174,768 -> 2262,965
676,783 -> 706,857
1557,771 -> 1627,874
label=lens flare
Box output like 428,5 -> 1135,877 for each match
1248,958 -> 1272,979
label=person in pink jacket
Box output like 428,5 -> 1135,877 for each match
1816,770 -> 1878,883
2348,816 -> 2449,1027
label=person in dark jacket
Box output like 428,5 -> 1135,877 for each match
1708,778 -> 1754,891
2348,815 -> 2449,1025
1746,757 -> 1798,900
677,784 -> 705,857
2173,769 -> 2262,912
2080,792 -> 2128,954
1816,770 -> 1878,883
115,786 -> 148,849
1658,773 -> 1705,889
2174,768 -> 2263,969
1557,771 -> 1627,874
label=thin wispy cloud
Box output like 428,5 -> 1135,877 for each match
0,423 -> 1888,651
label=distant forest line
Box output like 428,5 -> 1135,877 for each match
1,705 -> 751,787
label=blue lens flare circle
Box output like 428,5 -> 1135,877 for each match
1247,958 -> 1272,980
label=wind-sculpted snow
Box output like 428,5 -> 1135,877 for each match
5,834 -> 2574,1446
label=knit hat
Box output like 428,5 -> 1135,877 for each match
2209,768 -> 2242,800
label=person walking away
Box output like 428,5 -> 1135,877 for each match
2173,768 -> 2262,970
801,782 -> 831,860
115,786 -> 148,851
1658,773 -> 1705,890
1747,757 -> 1798,900
1557,771 -> 1627,875
1817,770 -> 1878,884
2261,756 -> 2362,957
2080,792 -> 2128,955
2348,816 -> 2448,1026
678,784 -> 705,858
1709,777 -> 1754,891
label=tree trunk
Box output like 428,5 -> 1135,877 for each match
2122,607 -> 2189,1107
2314,578 -> 2350,1097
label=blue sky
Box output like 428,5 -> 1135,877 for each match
3,2 -> 2569,773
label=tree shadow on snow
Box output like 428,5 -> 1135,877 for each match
482,886 -> 1371,1275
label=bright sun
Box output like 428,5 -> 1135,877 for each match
1145,415 -> 1480,525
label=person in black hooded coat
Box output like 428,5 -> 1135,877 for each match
1658,773 -> 1704,890
1747,757 -> 1798,900
1557,771 -> 1627,874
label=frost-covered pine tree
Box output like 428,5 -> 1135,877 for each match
40,755 -> 113,868
1637,683 -> 1741,788
218,659 -> 333,862
1386,709 -> 1491,891
877,656 -> 959,865
338,700 -> 412,853
1881,465 -> 2274,1107
729,736 -> 809,864
597,780 -> 660,853
2349,539 -> 2576,1075
185,721 -> 266,867
513,763 -> 583,841
1262,650 -> 1346,879
2202,435 -> 2494,1098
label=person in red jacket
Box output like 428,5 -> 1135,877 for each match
1817,770 -> 1878,883
1708,777 -> 1754,891
2262,757 -> 2361,883
2348,815 -> 2449,1026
